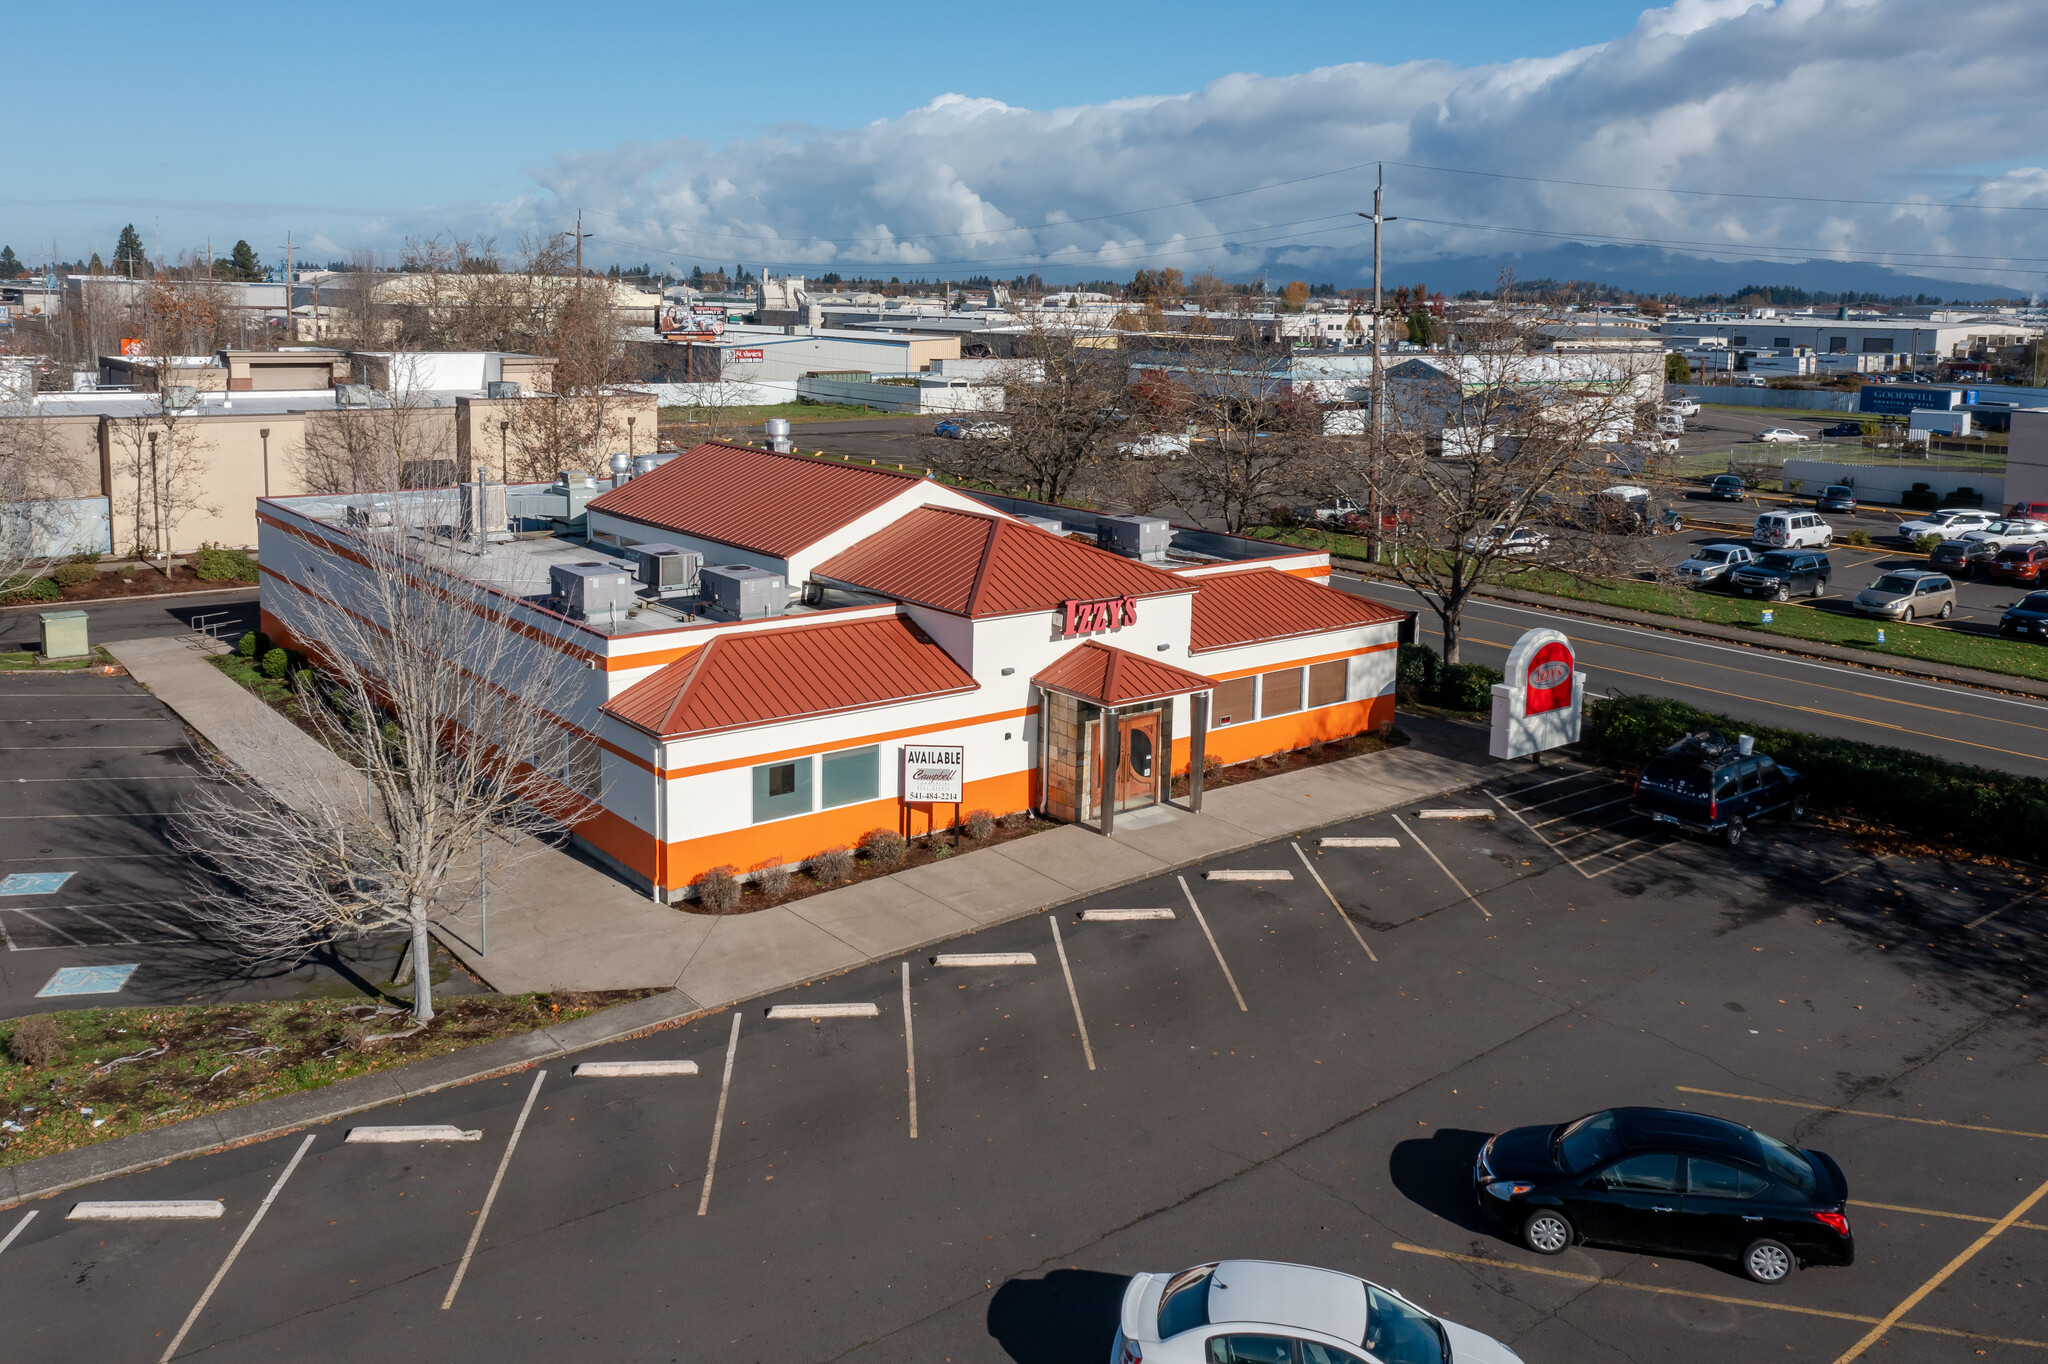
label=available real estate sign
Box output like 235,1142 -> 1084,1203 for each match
902,745 -> 964,804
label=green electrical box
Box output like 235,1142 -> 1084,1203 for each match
39,609 -> 90,660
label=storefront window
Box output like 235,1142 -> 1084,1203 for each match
1260,667 -> 1303,716
1307,659 -> 1348,708
820,745 -> 879,808
753,757 -> 814,823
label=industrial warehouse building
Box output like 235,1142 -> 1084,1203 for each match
255,445 -> 1406,900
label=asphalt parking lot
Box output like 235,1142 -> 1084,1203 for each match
7,761 -> 2041,1363
0,668 -> 432,1017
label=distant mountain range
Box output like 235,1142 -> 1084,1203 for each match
1337,243 -> 2036,302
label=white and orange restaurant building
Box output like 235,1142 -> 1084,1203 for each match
256,442 -> 1409,901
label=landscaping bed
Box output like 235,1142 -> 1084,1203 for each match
0,548 -> 257,606
1169,725 -> 1408,797
686,811 -> 1060,914
0,990 -> 659,1169
0,646 -> 121,673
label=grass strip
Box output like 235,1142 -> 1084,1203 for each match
0,992 -> 655,1170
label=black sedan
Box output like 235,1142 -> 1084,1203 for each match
1473,1107 -> 1853,1285
1705,474 -> 1746,501
1819,421 -> 1865,438
2002,590 -> 2048,641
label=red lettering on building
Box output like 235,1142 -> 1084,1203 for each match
1061,595 -> 1138,637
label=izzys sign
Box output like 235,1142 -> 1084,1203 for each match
1061,596 -> 1137,637
1488,626 -> 1584,761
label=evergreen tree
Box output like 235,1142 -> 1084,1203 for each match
226,239 -> 262,281
0,245 -> 20,279
87,252 -> 104,275
689,266 -> 703,289
113,224 -> 147,276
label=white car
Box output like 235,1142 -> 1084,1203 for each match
1897,508 -> 1997,542
1462,524 -> 1551,556
1113,1260 -> 1521,1364
1755,428 -> 1810,444
1674,542 -> 1755,586
1667,398 -> 1701,417
1960,518 -> 2048,551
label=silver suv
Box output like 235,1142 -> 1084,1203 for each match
1853,569 -> 1956,622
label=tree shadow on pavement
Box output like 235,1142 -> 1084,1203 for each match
1389,1128 -> 1495,1237
988,1268 -> 1131,1364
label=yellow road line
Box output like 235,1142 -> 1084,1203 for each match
1676,1086 -> 2048,1141
1392,1242 -> 2048,1351
1831,1178 -> 2048,1363
1852,1199 -> 2048,1233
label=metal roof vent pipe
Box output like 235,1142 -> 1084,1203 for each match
608,451 -> 632,489
632,454 -> 658,476
764,417 -> 793,454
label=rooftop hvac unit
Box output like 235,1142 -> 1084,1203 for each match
71,371 -> 97,392
700,564 -> 786,620
549,561 -> 638,622
163,385 -> 199,411
335,383 -> 371,406
1018,515 -> 1065,535
485,380 -> 521,399
458,467 -> 511,546
345,500 -> 396,529
625,541 -> 702,598
1097,514 -> 1172,562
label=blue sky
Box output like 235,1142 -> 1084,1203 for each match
5,2 -> 2043,294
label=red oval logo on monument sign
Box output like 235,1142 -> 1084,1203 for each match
1525,641 -> 1575,715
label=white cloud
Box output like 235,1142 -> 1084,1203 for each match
493,0 -> 2048,288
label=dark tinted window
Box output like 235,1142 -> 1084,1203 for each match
1737,760 -> 1760,794
1824,486 -> 1852,497
1998,547 -> 2029,561
1758,552 -> 1799,570
1639,760 -> 1710,797
1713,766 -> 1740,800
2020,593 -> 2048,611
1206,1336 -> 1294,1364
1747,1130 -> 1818,1197
1364,1286 -> 1447,1364
1158,1265 -> 1214,1338
1873,574 -> 1919,593
1557,1111 -> 1624,1173
1301,1344 -> 1368,1364
1598,1154 -> 1681,1191
1689,1159 -> 1769,1199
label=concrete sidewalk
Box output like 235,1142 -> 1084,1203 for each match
111,633 -> 1495,1011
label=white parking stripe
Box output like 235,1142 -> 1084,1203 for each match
765,1002 -> 879,1019
1079,907 -> 1175,921
931,952 -> 1037,967
1502,769 -> 1600,798
698,1015 -> 741,1217
1178,875 -> 1247,1012
1965,889 -> 2037,930
440,1068 -> 546,1310
901,963 -> 918,1140
1512,778 -> 1612,811
1530,795 -> 1632,828
1292,842 -> 1377,963
0,1210 -> 36,1257
1390,814 -> 1492,920
1583,841 -> 1684,878
158,1132 -> 315,1363
1049,916 -> 1096,1071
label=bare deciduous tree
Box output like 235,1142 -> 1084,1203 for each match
927,314 -> 1126,503
0,392 -> 83,592
1152,346 -> 1326,533
297,355 -> 451,493
177,508 -> 598,1021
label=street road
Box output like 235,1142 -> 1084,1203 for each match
1335,574 -> 2048,777
0,588 -> 259,655
7,768 -> 2041,1363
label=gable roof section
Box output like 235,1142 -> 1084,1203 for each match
1033,641 -> 1217,707
602,615 -> 977,741
587,441 -> 925,558
815,505 -> 1189,618
1189,567 -> 1406,654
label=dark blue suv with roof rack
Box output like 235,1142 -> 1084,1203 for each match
1628,730 -> 1807,847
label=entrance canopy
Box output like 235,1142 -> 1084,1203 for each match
1032,640 -> 1216,707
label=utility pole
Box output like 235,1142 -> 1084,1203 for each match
284,232 -> 293,341
1357,167 -> 1397,560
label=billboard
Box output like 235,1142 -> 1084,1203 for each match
1859,384 -> 1968,415
658,304 -> 727,342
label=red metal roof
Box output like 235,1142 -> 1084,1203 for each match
586,442 -> 925,558
815,505 -> 1190,618
1188,567 -> 1406,654
601,615 -> 978,740
1032,642 -> 1217,706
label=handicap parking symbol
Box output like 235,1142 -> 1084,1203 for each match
0,872 -> 75,896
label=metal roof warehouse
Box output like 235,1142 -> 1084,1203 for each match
256,443 -> 1407,901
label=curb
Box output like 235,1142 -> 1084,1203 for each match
0,761 -> 1488,1208
1331,559 -> 2048,700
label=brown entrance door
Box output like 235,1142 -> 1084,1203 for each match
1116,712 -> 1161,810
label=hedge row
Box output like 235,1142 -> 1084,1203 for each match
1396,643 -> 1502,713
1585,693 -> 2048,860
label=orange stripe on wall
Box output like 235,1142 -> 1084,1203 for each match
657,707 -> 1038,779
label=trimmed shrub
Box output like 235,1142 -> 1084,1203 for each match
237,630 -> 265,658
1,575 -> 60,604
749,859 -> 792,901
1395,643 -> 1441,703
962,808 -> 996,840
1911,532 -> 1942,555
691,864 -> 741,911
1844,529 -> 1871,548
8,1014 -> 62,1067
1585,693 -> 2048,860
1437,662 -> 1503,712
194,547 -> 257,581
807,846 -> 855,885
858,827 -> 908,866
261,647 -> 290,680
52,562 -> 98,587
